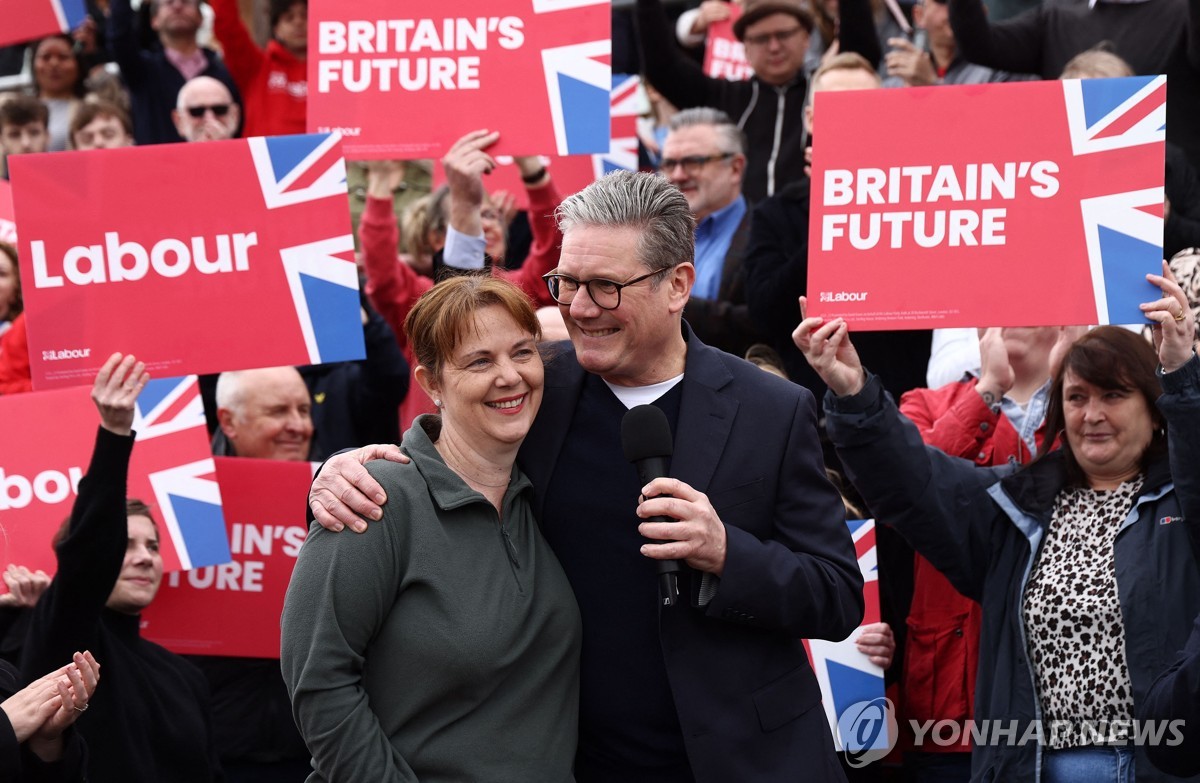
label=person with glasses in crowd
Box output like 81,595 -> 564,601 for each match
635,0 -> 881,202
658,107 -> 766,358
172,76 -> 240,143
309,170 -> 864,783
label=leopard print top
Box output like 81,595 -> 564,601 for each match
1022,477 -> 1143,749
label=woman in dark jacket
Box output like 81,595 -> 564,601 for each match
20,353 -> 223,782
795,263 -> 1200,783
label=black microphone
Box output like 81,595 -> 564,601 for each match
621,404 -> 680,607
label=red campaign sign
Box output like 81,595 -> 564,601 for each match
0,0 -> 86,49
0,180 -> 15,244
808,78 -> 1166,330
702,10 -> 752,82
430,74 -> 644,210
308,0 -> 612,160
142,457 -> 315,658
10,134 -> 364,390
0,376 -> 229,580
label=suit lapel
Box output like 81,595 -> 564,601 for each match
520,343 -> 586,521
672,326 -> 737,493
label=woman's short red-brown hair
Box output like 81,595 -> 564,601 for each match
403,275 -> 541,381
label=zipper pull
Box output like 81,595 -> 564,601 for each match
500,527 -> 520,568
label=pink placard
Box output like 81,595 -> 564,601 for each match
0,376 -> 229,577
702,10 -> 752,82
307,0 -> 612,159
0,0 -> 85,48
142,457 -> 315,658
808,78 -> 1166,329
10,134 -> 364,389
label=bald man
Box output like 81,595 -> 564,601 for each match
213,366 -> 314,461
172,75 -> 241,143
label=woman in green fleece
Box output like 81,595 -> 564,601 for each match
281,276 -> 581,783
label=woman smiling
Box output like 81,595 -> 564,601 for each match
796,263 -> 1200,783
281,276 -> 581,782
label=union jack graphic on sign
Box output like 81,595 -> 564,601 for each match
0,0 -> 88,48
590,73 -> 642,178
805,519 -> 886,752
248,133 -> 363,366
133,376 -> 230,573
1064,76 -> 1167,324
808,77 -> 1165,330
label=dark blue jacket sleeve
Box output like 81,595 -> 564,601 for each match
824,373 -> 1011,600
1140,611 -> 1200,777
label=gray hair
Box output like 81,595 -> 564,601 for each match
214,369 -> 248,414
667,107 -> 745,156
556,170 -> 695,275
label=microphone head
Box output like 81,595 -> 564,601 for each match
621,404 -> 674,463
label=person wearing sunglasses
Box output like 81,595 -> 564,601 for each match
109,0 -> 243,145
171,76 -> 240,143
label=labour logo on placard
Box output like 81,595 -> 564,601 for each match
805,519 -> 885,752
1063,76 -> 1167,324
130,375 -> 230,573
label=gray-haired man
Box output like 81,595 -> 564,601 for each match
309,170 -> 863,782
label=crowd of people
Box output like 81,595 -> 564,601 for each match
0,0 -> 1199,781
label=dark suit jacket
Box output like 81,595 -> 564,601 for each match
519,324 -> 863,783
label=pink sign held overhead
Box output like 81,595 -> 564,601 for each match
703,8 -> 752,82
10,134 -> 364,390
308,0 -> 612,159
0,375 -> 229,579
143,457 -> 316,658
808,77 -> 1166,329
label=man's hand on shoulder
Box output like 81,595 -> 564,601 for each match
309,445 -> 408,533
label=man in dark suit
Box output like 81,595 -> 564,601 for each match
309,171 -> 863,782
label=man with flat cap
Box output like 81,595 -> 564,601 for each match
635,0 -> 881,201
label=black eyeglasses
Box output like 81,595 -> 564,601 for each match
542,267 -> 674,310
185,104 -> 231,119
659,152 -> 734,177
